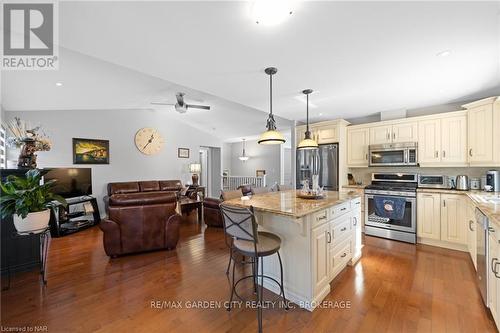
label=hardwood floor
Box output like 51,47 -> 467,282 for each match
1,218 -> 496,333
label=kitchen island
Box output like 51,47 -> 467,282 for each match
223,190 -> 362,311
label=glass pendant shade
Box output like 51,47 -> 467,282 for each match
238,139 -> 250,161
297,89 -> 318,150
258,67 -> 286,145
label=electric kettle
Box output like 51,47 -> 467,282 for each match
455,175 -> 469,191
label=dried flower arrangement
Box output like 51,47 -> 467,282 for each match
5,117 -> 52,168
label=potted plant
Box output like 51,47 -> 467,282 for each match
0,169 -> 66,233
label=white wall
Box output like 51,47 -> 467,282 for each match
224,139 -> 281,187
5,109 -> 222,215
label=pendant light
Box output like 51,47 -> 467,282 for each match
258,67 -> 286,145
297,89 -> 319,150
238,139 -> 249,161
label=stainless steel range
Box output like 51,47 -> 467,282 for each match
364,173 -> 417,244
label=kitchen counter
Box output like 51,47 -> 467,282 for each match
223,190 -> 360,218
223,190 -> 362,311
417,188 -> 500,227
342,184 -> 366,189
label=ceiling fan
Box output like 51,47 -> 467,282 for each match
151,92 -> 211,114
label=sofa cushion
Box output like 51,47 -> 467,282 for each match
109,192 -> 177,207
159,180 -> 183,192
139,181 -> 160,192
108,182 -> 140,196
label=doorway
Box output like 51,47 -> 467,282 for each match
199,146 -> 221,198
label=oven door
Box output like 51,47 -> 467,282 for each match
365,194 -> 416,232
369,148 -> 407,166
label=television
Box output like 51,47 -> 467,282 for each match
43,168 -> 92,198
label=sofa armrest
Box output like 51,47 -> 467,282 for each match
164,214 -> 181,249
100,219 -> 121,257
203,197 -> 222,209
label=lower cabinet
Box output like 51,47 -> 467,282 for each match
311,198 -> 362,295
488,223 -> 500,328
466,200 -> 477,270
417,192 -> 467,247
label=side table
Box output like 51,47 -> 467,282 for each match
3,227 -> 50,290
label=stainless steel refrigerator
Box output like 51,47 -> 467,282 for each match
296,144 -> 338,190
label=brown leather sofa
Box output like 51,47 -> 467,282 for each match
100,180 -> 183,257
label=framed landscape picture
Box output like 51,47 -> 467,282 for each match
256,170 -> 266,177
73,138 -> 110,164
178,148 -> 190,158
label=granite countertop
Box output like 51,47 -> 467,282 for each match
417,188 -> 500,227
223,190 -> 361,218
342,185 -> 366,189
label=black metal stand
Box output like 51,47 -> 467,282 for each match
49,196 -> 101,237
3,227 -> 50,291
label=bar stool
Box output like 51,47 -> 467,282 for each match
219,204 -> 288,333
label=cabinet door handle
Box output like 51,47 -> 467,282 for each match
318,215 -> 327,221
442,150 -> 446,158
435,151 -> 439,158
341,207 -> 347,211
495,261 -> 500,278
353,217 -> 357,226
393,132 -> 396,140
492,258 -> 500,278
386,132 -> 390,140
443,200 -> 446,207
341,253 -> 347,258
326,231 -> 332,243
341,227 -> 347,232
469,220 -> 474,231
469,148 -> 473,157
365,153 -> 368,160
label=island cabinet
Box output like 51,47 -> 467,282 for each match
224,191 -> 362,311
488,221 -> 500,329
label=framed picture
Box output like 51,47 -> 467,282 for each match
256,170 -> 266,177
178,148 -> 190,158
73,138 -> 109,164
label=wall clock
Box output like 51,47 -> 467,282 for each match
134,127 -> 165,155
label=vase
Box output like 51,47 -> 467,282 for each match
17,138 -> 38,169
13,209 -> 50,233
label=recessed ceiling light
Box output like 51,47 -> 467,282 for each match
436,50 -> 451,57
251,0 -> 294,26
55,82 -> 63,86
319,113 -> 323,116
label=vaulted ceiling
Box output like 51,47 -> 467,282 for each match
2,1 -> 499,138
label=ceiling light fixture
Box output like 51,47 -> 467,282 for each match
297,89 -> 319,150
238,139 -> 250,161
55,82 -> 63,86
251,0 -> 293,26
258,67 -> 286,145
436,50 -> 451,57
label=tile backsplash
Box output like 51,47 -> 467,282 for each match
349,167 -> 497,186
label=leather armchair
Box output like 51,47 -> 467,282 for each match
203,189 -> 243,228
100,192 -> 181,257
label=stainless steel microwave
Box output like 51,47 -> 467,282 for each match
368,142 -> 418,167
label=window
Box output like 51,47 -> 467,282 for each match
0,124 -> 6,169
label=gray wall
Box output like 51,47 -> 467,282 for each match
225,139 -> 281,187
5,109 -> 222,215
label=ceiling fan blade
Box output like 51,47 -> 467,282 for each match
150,102 -> 175,106
176,93 -> 185,106
186,104 -> 210,110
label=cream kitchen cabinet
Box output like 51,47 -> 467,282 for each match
418,119 -> 441,165
417,193 -> 441,240
466,101 -> 494,165
312,223 -> 330,295
418,114 -> 468,166
347,127 -> 369,167
466,199 -> 477,270
488,222 -> 500,328
315,125 -> 338,144
369,122 -> 418,145
417,192 -> 467,248
440,194 -> 467,245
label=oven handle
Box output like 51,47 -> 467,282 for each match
365,194 -> 416,202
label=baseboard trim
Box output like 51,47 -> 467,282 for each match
417,237 -> 468,252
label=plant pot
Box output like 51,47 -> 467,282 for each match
13,209 -> 50,233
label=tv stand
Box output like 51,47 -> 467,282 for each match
49,196 -> 101,237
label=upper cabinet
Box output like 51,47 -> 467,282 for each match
418,113 -> 468,167
369,122 -> 418,145
347,127 -> 369,167
295,119 -> 348,147
465,99 -> 494,165
315,125 -> 338,144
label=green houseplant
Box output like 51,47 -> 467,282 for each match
0,169 -> 66,233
